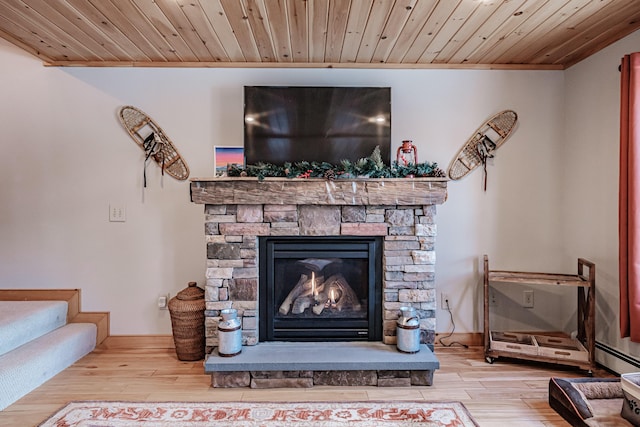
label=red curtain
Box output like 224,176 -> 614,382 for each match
620,53 -> 640,342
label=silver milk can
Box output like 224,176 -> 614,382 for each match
218,308 -> 242,357
396,306 -> 421,353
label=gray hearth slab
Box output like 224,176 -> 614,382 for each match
204,342 -> 439,372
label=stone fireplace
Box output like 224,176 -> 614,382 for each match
190,177 -> 448,354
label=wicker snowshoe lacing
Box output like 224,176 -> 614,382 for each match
447,110 -> 517,183
118,106 -> 190,183
448,134 -> 485,180
489,111 -> 518,138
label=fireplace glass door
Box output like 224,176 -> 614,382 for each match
259,236 -> 382,341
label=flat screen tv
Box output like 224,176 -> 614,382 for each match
243,86 -> 391,166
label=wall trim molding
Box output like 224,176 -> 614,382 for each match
101,335 -> 175,349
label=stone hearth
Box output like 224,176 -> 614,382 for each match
190,177 -> 448,356
207,342 -> 439,388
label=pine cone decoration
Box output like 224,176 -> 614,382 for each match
324,169 -> 336,180
431,168 -> 446,178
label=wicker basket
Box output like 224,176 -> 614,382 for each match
168,282 -> 205,361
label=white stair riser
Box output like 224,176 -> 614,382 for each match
0,322 -> 96,411
0,301 -> 68,356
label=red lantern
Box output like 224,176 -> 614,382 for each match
397,140 -> 418,165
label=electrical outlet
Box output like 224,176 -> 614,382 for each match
440,292 -> 451,310
157,293 -> 170,310
109,204 -> 126,222
489,288 -> 498,307
523,290 -> 534,308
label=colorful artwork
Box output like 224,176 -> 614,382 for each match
214,146 -> 244,176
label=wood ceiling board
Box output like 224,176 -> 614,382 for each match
0,20 -> 52,64
262,0 -> 293,62
242,0 -> 277,62
132,0 -> 198,62
0,0 -> 93,61
220,0 -> 261,62
130,0 -> 199,62
324,0 -> 350,62
402,0 -> 462,64
20,0 -> 120,62
45,0 -> 137,60
340,0 -> 371,63
198,0 -> 245,62
355,0 -> 394,63
64,0 -> 150,61
431,0 -> 502,64
501,0 -> 604,65
533,0 -> 640,66
418,0 -> 479,64
370,0 -> 418,64
87,0 -> 168,61
112,0 -> 182,62
463,0 -> 552,65
0,11 -> 62,62
153,0 -> 213,61
385,0 -> 438,63
286,0 -> 308,62
308,0 -> 328,62
175,0 -> 229,61
553,7 -> 640,68
447,0 -> 529,64
477,0 -> 570,65
0,0 -> 639,68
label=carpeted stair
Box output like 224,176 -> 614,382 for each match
0,301 -> 96,411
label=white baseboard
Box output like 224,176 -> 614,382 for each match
596,341 -> 640,374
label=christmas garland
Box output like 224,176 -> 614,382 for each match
227,146 -> 446,181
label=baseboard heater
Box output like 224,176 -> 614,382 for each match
596,340 -> 640,373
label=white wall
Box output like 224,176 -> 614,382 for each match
0,37 -> 568,336
564,31 -> 640,371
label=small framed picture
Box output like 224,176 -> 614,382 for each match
214,146 -> 244,176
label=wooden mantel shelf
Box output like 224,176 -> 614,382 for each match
190,177 -> 448,206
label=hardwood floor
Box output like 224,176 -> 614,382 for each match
0,342 -> 614,426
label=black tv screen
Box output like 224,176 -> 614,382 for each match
243,86 -> 391,166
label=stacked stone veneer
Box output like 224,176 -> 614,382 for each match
190,178 -> 448,353
212,369 -> 435,388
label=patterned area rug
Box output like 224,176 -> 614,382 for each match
39,400 -> 479,426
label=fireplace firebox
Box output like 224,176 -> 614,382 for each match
259,236 -> 382,341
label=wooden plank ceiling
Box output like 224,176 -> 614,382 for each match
1,0 -> 640,69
